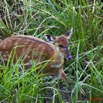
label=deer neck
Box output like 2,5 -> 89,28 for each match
50,44 -> 64,69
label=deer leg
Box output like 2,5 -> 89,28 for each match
58,69 -> 67,80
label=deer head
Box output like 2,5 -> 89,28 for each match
45,28 -> 73,60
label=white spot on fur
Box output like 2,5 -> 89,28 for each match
3,45 -> 6,49
8,39 -> 11,42
4,42 -> 7,44
14,42 -> 18,45
27,39 -> 31,42
6,51 -> 9,54
24,42 -> 29,45
3,54 -> 7,58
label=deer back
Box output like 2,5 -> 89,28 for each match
0,35 -> 55,62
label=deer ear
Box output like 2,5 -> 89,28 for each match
65,28 -> 73,39
45,35 -> 56,43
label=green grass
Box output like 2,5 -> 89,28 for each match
0,0 -> 103,103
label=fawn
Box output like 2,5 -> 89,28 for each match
0,28 -> 73,80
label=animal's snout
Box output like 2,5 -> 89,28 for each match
66,55 -> 72,60
65,48 -> 72,60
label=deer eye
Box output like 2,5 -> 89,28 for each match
58,45 -> 64,48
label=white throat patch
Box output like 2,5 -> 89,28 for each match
51,62 -> 63,68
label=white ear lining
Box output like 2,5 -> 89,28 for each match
50,36 -> 55,41
45,35 -> 55,43
45,35 -> 49,42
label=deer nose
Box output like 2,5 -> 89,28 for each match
67,56 -> 72,60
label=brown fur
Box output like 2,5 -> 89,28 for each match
0,33 -> 72,80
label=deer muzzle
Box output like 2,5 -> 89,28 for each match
65,47 -> 72,60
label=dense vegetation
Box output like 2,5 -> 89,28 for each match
0,0 -> 103,103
